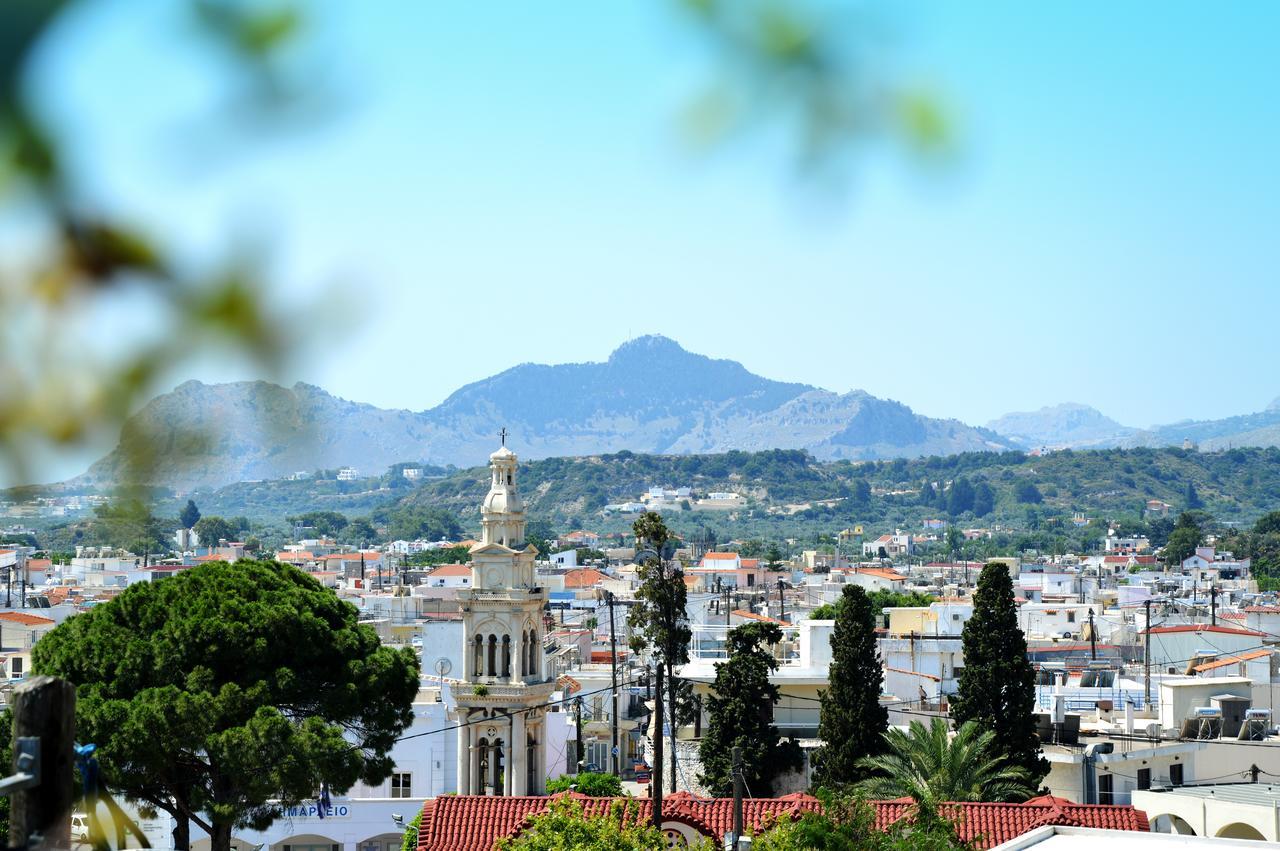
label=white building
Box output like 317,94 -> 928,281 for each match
450,444 -> 556,795
337,466 -> 360,481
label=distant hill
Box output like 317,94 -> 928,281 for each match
1125,406 -> 1280,451
79,336 -> 1013,491
987,403 -> 1135,449
376,444 -> 1280,538
82,380 -> 435,492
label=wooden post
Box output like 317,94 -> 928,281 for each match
10,675 -> 76,851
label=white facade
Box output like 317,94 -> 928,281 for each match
451,445 -> 556,795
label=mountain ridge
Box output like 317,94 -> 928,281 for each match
80,336 -> 1011,490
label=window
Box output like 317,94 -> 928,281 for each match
10,657 -> 21,674
1067,611 -> 1076,623
1098,773 -> 1113,805
1170,763 -> 1183,786
1137,768 -> 1150,790
391,771 -> 412,798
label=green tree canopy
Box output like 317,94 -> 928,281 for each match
947,478 -> 975,516
628,511 -> 692,792
193,515 -> 235,546
287,510 -> 350,537
545,771 -> 626,796
811,588 -> 934,621
751,791 -> 973,851
32,560 -> 420,851
1014,481 -> 1043,504
855,719 -> 1035,806
494,798 -> 677,851
346,517 -> 379,544
1162,512 -> 1203,567
699,621 -> 802,796
1254,511 -> 1280,537
179,499 -> 202,530
812,585 -> 887,788
950,563 -> 1046,791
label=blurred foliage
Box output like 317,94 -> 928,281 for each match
679,0 -> 953,178
0,0 -> 314,488
0,0 -> 946,498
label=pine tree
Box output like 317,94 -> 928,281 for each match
628,512 -> 691,792
947,477 -> 975,516
179,499 -> 201,530
812,585 -> 887,788
1185,481 -> 1204,510
951,563 -> 1047,792
699,622 -> 801,796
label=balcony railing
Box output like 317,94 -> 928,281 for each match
689,624 -> 803,664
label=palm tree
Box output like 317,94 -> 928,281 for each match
855,718 -> 1035,809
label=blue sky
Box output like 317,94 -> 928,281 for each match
38,0 -> 1280,430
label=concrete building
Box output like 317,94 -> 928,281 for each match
1133,784 -> 1280,841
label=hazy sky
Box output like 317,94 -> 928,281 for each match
40,0 -> 1280,430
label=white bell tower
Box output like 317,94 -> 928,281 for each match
452,438 -> 554,795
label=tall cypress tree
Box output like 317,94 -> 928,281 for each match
812,585 -> 887,788
698,622 -> 801,796
951,562 -> 1048,791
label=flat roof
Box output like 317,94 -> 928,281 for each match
1134,783 -> 1280,808
994,825 -> 1258,849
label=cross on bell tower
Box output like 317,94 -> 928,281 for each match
499,427 -> 508,447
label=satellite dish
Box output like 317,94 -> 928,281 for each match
434,658 -> 452,677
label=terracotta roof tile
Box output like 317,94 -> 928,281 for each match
1191,649 -> 1273,672
428,563 -> 473,578
0,612 -> 55,626
416,794 -> 1148,851
564,568 -> 606,588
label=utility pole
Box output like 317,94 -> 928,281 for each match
10,676 -> 76,851
574,697 -> 584,775
1088,608 -> 1097,661
724,587 -> 732,627
1250,763 -> 1260,783
1210,585 -> 1218,627
777,579 -> 785,623
607,591 -> 620,777
651,664 -> 664,829
1143,599 -> 1152,707
730,745 -> 744,851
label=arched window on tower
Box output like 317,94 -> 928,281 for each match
502,635 -> 511,678
487,634 -> 498,677
519,631 -> 528,677
507,472 -> 512,485
527,630 -> 538,679
472,635 -> 483,678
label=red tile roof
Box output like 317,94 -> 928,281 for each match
702,552 -> 739,561
856,568 -> 908,582
1243,606 -> 1280,614
564,568 -> 606,588
429,563 -> 473,578
1191,649 -> 1273,673
0,612 -> 55,627
416,792 -> 1148,851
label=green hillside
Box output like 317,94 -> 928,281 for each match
31,446 -> 1280,557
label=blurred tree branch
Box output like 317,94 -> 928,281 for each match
0,0 -> 314,489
